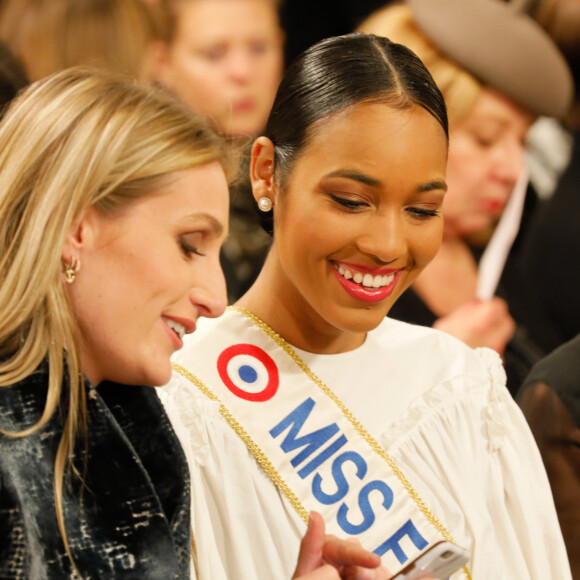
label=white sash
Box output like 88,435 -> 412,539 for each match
173,308 -> 470,578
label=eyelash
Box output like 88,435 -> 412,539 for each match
330,194 -> 368,210
180,236 -> 205,258
407,207 -> 440,220
331,194 -> 439,221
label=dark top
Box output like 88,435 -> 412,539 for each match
519,333 -> 580,427
0,364 -> 191,579
517,334 -> 580,578
504,130 -> 580,354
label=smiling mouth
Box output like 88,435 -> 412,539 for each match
332,263 -> 395,288
163,317 -> 186,339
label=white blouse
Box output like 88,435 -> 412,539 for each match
160,313 -> 570,580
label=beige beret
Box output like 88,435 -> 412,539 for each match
408,0 -> 574,118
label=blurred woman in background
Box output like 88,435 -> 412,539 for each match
358,0 -> 573,392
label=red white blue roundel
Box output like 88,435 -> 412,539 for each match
217,344 -> 279,402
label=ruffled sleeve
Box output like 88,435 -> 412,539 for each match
378,347 -> 571,579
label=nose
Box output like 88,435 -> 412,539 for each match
493,137 -> 525,186
189,260 -> 228,320
355,212 -> 407,264
227,49 -> 254,82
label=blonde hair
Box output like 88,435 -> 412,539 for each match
0,66 -> 232,568
358,4 -> 481,126
0,0 -> 160,81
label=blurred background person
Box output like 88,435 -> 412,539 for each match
155,0 -> 285,302
156,0 -> 284,139
503,0 -> 580,356
518,334 -> 580,578
0,0 -> 160,82
358,0 -> 573,394
511,0 -> 580,576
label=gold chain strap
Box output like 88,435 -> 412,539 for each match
230,306 -> 472,580
172,361 -> 310,524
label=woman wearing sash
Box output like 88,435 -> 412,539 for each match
0,67 -> 383,579
161,31 -> 571,580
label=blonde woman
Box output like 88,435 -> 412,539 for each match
0,67 -> 390,579
0,65 -> 232,579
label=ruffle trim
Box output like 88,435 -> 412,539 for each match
381,347 -> 509,452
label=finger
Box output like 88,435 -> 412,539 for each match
293,512 -> 327,577
323,538 -> 381,568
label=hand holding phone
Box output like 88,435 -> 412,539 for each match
391,541 -> 470,580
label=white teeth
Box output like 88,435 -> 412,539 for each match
164,318 -> 185,339
334,263 -> 396,289
335,263 -> 353,279
362,274 -> 373,287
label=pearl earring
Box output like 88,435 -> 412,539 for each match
257,196 -> 272,212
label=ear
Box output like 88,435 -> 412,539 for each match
250,136 -> 276,205
153,42 -> 174,86
142,39 -> 167,84
61,208 -> 97,263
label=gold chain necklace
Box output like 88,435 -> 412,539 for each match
229,305 -> 472,580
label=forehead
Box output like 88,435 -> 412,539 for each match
125,164 -> 229,228
458,87 -> 535,134
176,0 -> 279,40
288,102 -> 448,190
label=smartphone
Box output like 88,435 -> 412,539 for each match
391,540 -> 470,580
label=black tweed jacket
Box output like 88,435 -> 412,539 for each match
0,365 -> 191,579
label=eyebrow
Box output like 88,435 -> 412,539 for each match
183,212 -> 224,237
324,169 -> 447,193
417,179 -> 448,193
325,169 -> 381,187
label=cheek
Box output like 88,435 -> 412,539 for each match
447,146 -> 491,193
258,58 -> 283,90
413,224 -> 444,266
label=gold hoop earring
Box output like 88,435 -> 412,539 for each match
63,257 -> 81,284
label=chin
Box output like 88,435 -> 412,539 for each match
335,306 -> 390,334
228,121 -> 263,138
139,364 -> 173,388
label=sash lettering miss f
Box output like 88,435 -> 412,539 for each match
270,396 -> 428,563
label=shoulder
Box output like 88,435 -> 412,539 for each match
375,317 -> 504,382
519,334 -> 580,427
522,333 -> 580,391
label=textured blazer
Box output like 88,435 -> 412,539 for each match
0,365 -> 191,579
